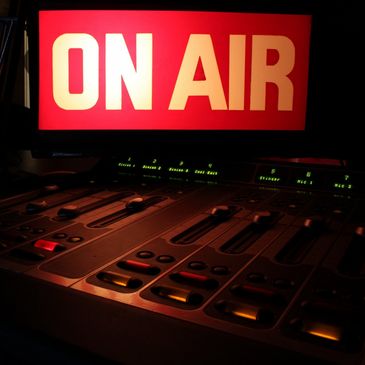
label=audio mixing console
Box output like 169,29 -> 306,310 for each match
1,157 -> 365,364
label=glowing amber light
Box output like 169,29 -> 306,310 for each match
168,293 -> 188,303
99,271 -> 130,287
152,285 -> 203,305
231,308 -> 258,321
303,322 -> 342,342
224,302 -> 260,321
157,285 -> 190,303
97,271 -> 142,289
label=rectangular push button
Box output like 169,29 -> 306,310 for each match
289,318 -> 342,343
215,300 -> 274,324
117,260 -> 160,275
302,321 -> 342,342
151,285 -> 203,305
97,271 -> 142,289
34,239 -> 66,252
170,271 -> 218,289
230,284 -> 285,305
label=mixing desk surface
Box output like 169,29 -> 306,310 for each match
1,157 -> 365,364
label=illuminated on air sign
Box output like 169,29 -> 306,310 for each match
39,10 -> 311,130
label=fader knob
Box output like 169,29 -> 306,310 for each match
252,210 -> 273,225
210,205 -> 230,216
58,205 -> 81,218
125,197 -> 144,211
303,216 -> 325,230
355,226 -> 365,238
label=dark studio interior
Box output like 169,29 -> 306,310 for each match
1,0 -> 365,364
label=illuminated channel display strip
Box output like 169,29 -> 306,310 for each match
117,159 -> 219,177
116,160 -> 360,192
295,171 -> 314,186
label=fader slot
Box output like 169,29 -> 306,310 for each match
0,211 -> 41,230
25,187 -> 103,213
338,226 -> 365,276
0,184 -> 62,211
57,190 -> 134,219
0,190 -> 42,211
275,217 -> 326,264
171,205 -> 239,244
220,211 -> 279,254
87,196 -> 166,228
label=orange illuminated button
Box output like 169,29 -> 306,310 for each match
151,285 -> 203,305
34,239 -> 66,252
302,321 -> 342,342
215,300 -> 274,324
97,271 -> 142,289
288,318 -> 343,343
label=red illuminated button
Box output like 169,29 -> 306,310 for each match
231,283 -> 285,305
118,260 -> 160,275
34,239 -> 66,252
170,271 -> 219,289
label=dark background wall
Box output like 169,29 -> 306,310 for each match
0,0 -> 10,16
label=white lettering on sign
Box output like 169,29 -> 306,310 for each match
105,34 -> 152,110
168,34 -> 227,110
52,33 -> 295,111
53,33 -> 99,110
250,35 -> 295,111
229,35 -> 246,110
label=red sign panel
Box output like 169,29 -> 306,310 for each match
39,10 -> 311,130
